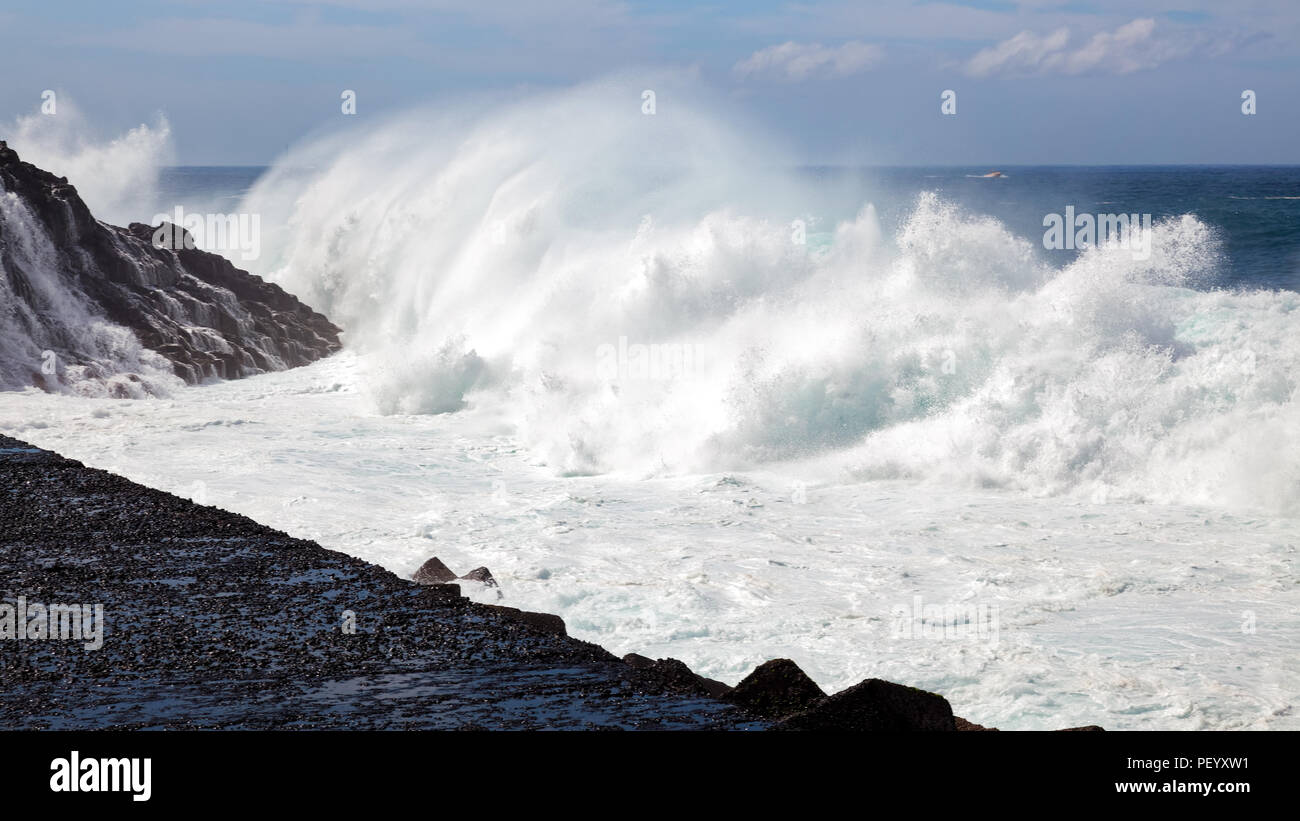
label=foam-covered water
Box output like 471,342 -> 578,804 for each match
234,80 -> 1300,512
2,78 -> 1298,728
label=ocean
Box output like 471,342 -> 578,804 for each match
2,94 -> 1298,730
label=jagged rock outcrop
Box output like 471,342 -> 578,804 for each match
0,141 -> 340,393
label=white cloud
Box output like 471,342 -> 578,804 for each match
734,41 -> 884,81
964,18 -> 1186,77
1059,18 -> 1163,74
964,27 -> 1071,77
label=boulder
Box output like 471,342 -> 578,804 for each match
412,556 -> 457,585
724,658 -> 825,720
459,566 -> 498,587
777,678 -> 956,731
619,655 -> 731,698
630,657 -> 710,697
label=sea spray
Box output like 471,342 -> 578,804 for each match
5,96 -> 171,225
0,190 -> 182,396
236,78 -> 1300,511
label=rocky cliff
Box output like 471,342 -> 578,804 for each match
0,141 -> 340,394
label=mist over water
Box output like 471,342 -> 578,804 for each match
5,98 -> 172,226
238,79 -> 1300,515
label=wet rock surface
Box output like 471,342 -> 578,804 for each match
0,142 -> 340,389
0,436 -> 762,730
621,654 -> 732,699
459,567 -> 498,588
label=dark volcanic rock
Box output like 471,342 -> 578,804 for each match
624,657 -> 711,698
419,582 -> 462,599
0,435 -> 762,730
1057,725 -> 1106,732
412,556 -> 458,585
955,716 -> 998,731
0,141 -> 340,391
777,678 -> 957,731
459,566 -> 498,588
623,654 -> 730,698
724,658 -> 826,720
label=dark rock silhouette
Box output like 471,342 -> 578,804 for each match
724,658 -> 826,719
777,678 -> 957,731
621,654 -> 732,698
622,656 -> 711,697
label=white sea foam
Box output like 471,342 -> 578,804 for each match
237,77 -> 1300,514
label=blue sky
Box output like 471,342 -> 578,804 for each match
1,0 -> 1297,165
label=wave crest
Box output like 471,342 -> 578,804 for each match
243,79 -> 1300,512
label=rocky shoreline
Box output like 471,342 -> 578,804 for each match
0,142 -> 341,391
0,434 -> 1100,730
